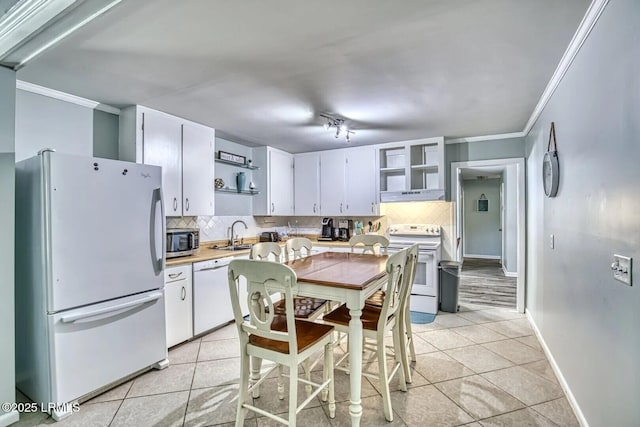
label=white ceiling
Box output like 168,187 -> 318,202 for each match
16,0 -> 589,153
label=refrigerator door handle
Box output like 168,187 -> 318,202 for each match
60,292 -> 163,323
150,188 -> 164,275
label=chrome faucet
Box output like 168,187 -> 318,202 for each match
230,220 -> 248,246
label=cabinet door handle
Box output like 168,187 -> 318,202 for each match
181,286 -> 186,301
340,203 -> 343,213
313,203 -> 317,213
173,197 -> 178,211
371,202 -> 374,213
185,198 -> 189,211
168,272 -> 183,279
271,202 -> 275,213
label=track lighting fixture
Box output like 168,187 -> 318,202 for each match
319,113 -> 355,143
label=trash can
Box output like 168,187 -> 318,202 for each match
439,261 -> 462,313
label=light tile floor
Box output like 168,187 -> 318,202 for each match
13,304 -> 579,427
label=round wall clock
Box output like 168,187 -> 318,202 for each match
543,122 -> 560,198
542,150 -> 559,197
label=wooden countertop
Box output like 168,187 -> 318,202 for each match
165,238 -> 353,267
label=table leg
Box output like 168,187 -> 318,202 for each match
347,301 -> 364,427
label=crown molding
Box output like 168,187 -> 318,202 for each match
523,0 -> 610,135
445,132 -> 525,145
16,80 -> 120,114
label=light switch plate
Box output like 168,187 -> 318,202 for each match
612,254 -> 632,286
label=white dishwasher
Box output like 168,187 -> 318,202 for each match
193,256 -> 235,335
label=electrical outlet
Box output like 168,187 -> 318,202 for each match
611,254 -> 632,286
550,234 -> 554,249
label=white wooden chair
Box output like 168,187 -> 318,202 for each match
365,244 -> 419,383
348,234 -> 389,255
322,248 -> 409,422
228,259 -> 336,427
252,240 -> 327,396
398,243 -> 419,382
284,237 -> 313,262
250,242 -> 282,262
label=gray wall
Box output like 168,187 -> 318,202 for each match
93,110 -> 119,160
15,90 -> 93,162
446,137 -> 524,199
525,1 -> 639,425
463,179 -> 501,257
0,66 -> 17,426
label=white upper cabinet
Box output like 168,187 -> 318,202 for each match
294,147 -> 378,216
320,150 -> 346,216
253,146 -> 293,215
345,146 -> 378,215
378,137 -> 445,202
141,109 -> 183,215
119,105 -> 215,217
182,123 -> 215,216
293,152 -> 320,215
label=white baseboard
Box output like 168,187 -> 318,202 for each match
0,410 -> 19,427
463,254 -> 501,260
525,309 -> 588,427
501,265 -> 518,277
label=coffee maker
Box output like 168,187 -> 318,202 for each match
337,219 -> 353,241
319,218 -> 334,241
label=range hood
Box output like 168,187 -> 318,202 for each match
380,189 -> 445,202
0,0 -> 122,69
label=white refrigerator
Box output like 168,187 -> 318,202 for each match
15,150 -> 168,420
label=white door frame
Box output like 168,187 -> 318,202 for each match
500,180 -> 505,272
451,158 -> 526,313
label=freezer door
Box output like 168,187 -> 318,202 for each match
46,153 -> 164,312
50,291 -> 167,403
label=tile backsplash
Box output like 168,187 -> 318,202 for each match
167,201 -> 454,258
167,216 -> 273,243
380,201 -> 455,260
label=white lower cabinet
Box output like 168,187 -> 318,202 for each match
164,265 -> 193,348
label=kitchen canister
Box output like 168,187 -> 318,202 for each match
236,172 -> 246,192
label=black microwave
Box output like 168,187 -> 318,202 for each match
166,228 -> 199,258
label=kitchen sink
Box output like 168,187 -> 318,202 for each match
212,244 -> 253,251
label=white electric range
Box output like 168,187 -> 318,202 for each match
388,224 -> 442,314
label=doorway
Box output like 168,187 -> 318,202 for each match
451,158 -> 526,312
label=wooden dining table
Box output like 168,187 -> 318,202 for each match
284,251 -> 389,427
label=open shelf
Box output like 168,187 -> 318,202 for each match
215,158 -> 260,169
215,188 -> 260,195
410,164 -> 439,170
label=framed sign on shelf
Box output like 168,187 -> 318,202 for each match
218,150 -> 246,165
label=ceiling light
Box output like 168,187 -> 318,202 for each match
319,113 -> 355,144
